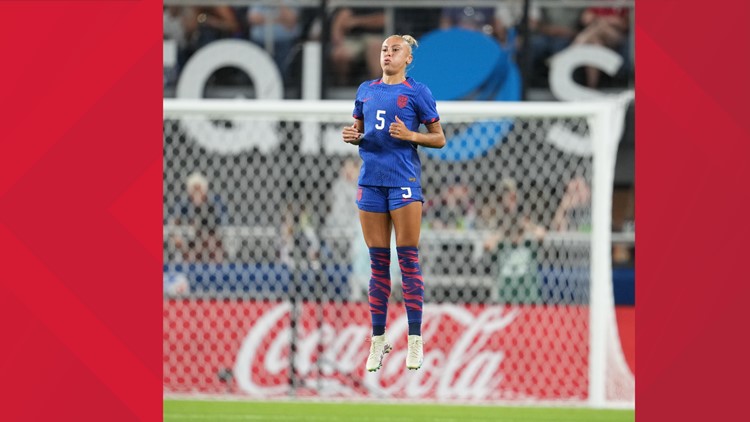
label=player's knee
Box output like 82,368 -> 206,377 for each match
394,232 -> 420,248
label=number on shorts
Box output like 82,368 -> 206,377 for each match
401,187 -> 412,199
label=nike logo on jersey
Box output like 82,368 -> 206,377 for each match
362,97 -> 373,102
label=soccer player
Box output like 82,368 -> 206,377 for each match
341,34 -> 446,372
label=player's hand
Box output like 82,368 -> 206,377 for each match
389,116 -> 413,141
342,122 -> 363,144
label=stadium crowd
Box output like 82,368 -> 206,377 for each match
163,2 -> 633,93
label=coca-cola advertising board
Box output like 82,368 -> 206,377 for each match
164,300 -> 593,401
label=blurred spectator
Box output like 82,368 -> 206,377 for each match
164,6 -> 188,47
551,175 -> 592,232
247,3 -> 301,79
481,178 -> 546,249
573,5 -> 630,88
612,185 -> 635,267
280,202 -> 320,270
330,7 -> 385,86
425,177 -> 476,230
440,4 -> 541,60
182,6 -> 241,63
528,5 -> 584,85
613,241 -> 633,267
178,6 -> 244,89
440,6 -> 499,37
481,178 -> 546,304
494,0 -> 540,54
169,172 -> 228,263
325,156 -> 360,231
394,8 -> 442,40
163,6 -> 189,86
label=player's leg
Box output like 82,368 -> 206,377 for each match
390,200 -> 425,370
360,210 -> 394,371
359,208 -> 394,336
357,187 -> 394,372
359,209 -> 392,249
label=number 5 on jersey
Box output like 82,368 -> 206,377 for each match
375,109 -> 386,130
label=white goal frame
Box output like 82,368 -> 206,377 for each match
163,95 -> 635,409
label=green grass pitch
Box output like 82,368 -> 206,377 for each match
164,400 -> 634,422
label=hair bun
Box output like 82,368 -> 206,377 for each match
400,34 -> 419,49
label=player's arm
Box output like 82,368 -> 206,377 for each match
342,119 -> 364,145
390,116 -> 446,149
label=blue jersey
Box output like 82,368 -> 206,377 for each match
352,77 -> 440,188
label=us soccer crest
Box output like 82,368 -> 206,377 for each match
397,95 -> 408,108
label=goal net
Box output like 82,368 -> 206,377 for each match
162,98 -> 634,407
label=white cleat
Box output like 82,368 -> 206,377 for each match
366,334 -> 393,372
406,335 -> 424,370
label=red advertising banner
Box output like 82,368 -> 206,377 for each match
163,300 -> 633,402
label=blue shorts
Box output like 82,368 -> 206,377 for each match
356,185 -> 424,213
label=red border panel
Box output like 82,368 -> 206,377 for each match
638,1 -> 750,421
0,1 -> 162,420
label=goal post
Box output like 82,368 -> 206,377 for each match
162,96 -> 634,408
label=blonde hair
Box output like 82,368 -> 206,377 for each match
394,34 -> 419,53
387,34 -> 418,74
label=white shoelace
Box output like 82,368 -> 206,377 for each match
408,338 -> 423,360
369,338 -> 385,357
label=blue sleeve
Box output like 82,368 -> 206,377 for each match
352,84 -> 365,120
415,84 -> 440,125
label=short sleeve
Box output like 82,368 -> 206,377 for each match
415,85 -> 440,125
352,84 -> 365,120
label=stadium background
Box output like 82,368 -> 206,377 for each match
162,0 -> 635,417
